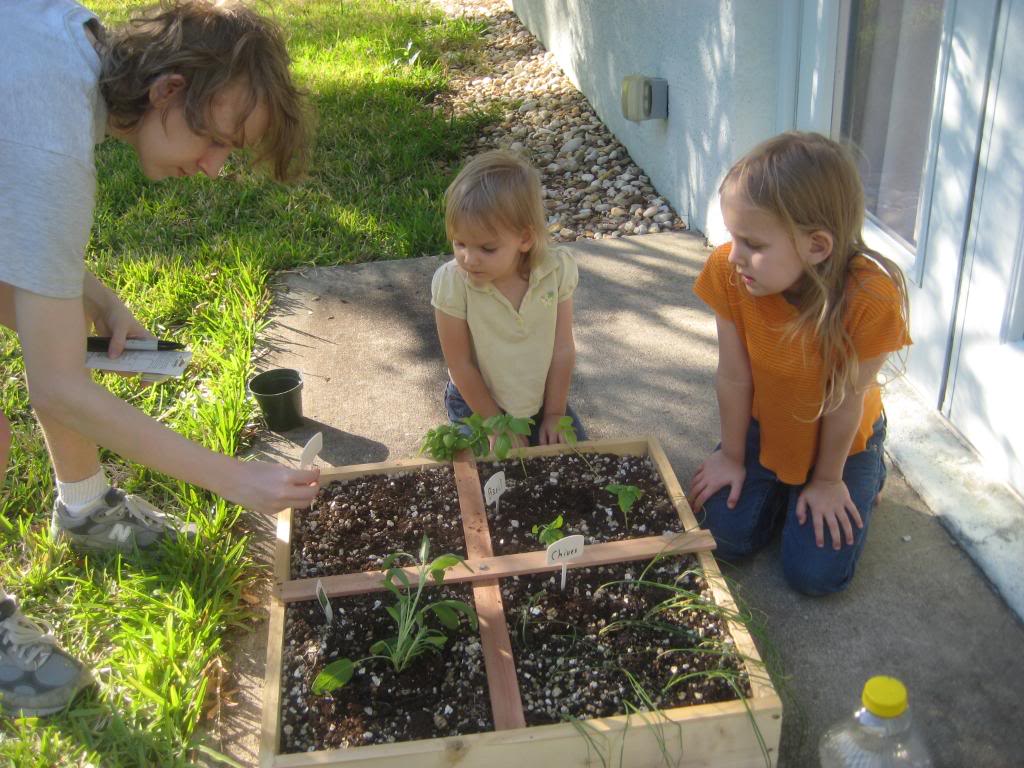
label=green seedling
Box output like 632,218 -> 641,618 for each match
555,416 -> 596,472
421,412 -> 536,472
419,413 -> 489,461
484,413 -> 533,476
587,560 -> 772,768
483,414 -> 533,459
515,587 -> 578,649
312,535 -> 476,694
532,514 -> 565,547
604,483 -> 644,531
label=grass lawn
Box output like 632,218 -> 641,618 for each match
0,1 -> 498,764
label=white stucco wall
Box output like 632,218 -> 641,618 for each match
511,0 -> 790,240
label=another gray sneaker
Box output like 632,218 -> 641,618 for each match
0,595 -> 93,716
51,488 -> 196,553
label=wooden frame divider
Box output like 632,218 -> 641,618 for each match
275,531 -> 716,602
452,452 -> 525,730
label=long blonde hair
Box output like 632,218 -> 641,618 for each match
721,131 -> 910,415
445,150 -> 549,279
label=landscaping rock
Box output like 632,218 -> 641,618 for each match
428,0 -> 687,243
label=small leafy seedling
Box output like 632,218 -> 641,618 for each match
419,413 -> 489,461
555,416 -> 596,472
605,483 -> 644,531
532,514 -> 565,547
484,414 -> 533,460
312,535 -> 476,694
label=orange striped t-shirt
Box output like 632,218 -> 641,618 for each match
694,243 -> 911,485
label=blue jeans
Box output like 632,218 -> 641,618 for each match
699,416 -> 887,596
443,380 -> 588,446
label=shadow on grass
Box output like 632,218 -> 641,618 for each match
91,78 -> 498,276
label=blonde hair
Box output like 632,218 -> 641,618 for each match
445,150 -> 549,279
97,0 -> 313,182
720,131 -> 910,416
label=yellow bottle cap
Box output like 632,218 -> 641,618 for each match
862,676 -> 908,718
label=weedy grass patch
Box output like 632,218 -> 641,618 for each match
0,1 -> 497,764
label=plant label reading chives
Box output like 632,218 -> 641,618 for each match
300,431 -> 323,470
545,534 -> 585,591
484,470 -> 507,513
316,579 -> 333,626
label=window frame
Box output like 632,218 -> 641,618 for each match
792,0 -> 956,286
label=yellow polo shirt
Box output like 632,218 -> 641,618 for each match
431,247 -> 579,417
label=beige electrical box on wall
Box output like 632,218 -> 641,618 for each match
621,75 -> 668,121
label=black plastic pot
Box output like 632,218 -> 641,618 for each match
248,368 -> 304,432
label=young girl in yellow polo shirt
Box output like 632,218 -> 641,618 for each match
431,150 -> 586,448
689,132 -> 910,596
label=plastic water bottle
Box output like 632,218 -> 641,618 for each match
819,676 -> 934,767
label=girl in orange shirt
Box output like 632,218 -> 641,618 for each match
689,132 -> 910,595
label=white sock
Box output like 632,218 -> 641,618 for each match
57,469 -> 110,516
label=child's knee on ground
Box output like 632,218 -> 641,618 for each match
782,555 -> 857,596
780,512 -> 865,596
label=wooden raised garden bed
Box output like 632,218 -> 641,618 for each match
260,437 -> 782,767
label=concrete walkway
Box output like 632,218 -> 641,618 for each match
234,231 -> 1024,767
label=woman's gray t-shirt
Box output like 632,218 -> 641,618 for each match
0,0 -> 108,299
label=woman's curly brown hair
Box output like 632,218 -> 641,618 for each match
98,0 -> 312,182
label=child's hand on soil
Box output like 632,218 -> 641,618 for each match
538,413 -> 567,445
689,450 -> 746,513
796,478 -> 862,549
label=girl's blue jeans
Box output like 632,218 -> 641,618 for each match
444,380 -> 588,445
699,416 -> 887,596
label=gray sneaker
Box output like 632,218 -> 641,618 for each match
51,488 -> 196,553
0,595 -> 93,716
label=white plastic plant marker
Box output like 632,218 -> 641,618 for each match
545,534 -> 585,591
315,578 -> 333,625
484,470 -> 507,514
300,431 -> 323,470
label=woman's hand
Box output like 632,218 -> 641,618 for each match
538,413 -> 566,445
224,461 -> 321,515
796,478 -> 862,549
83,273 -> 155,358
689,449 -> 746,513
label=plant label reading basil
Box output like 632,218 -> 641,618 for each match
545,534 -> 585,591
315,578 -> 333,626
300,431 -> 323,470
484,470 -> 507,512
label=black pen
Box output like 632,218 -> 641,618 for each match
87,337 -> 186,352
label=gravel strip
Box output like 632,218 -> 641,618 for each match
430,0 -> 687,243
